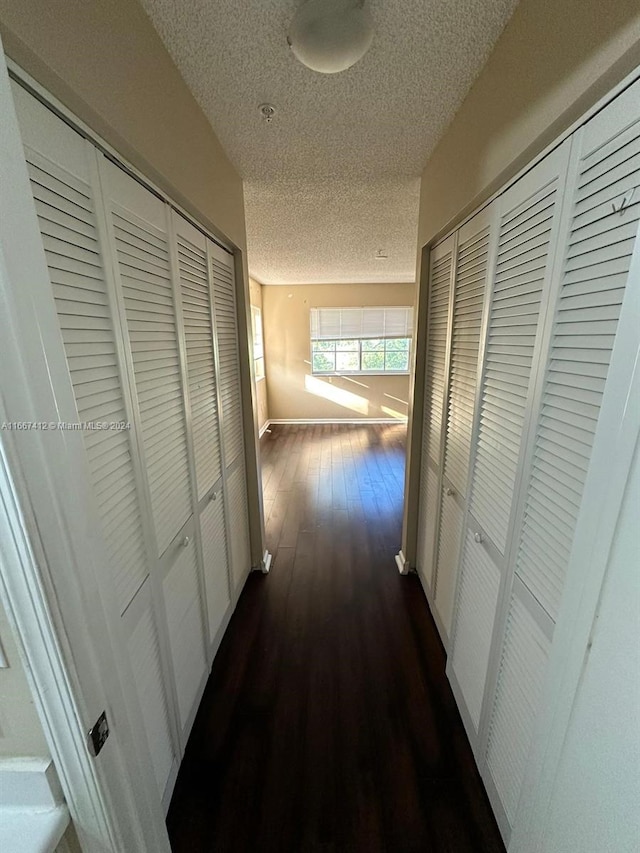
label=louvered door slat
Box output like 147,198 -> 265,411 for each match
432,210 -> 493,643
26,154 -> 149,615
513,104 -> 640,620
210,250 -> 244,468
469,181 -> 559,554
423,250 -> 452,466
485,593 -> 551,825
109,199 -> 192,557
15,84 -> 180,812
416,237 -> 454,588
175,218 -> 222,500
444,225 -> 489,495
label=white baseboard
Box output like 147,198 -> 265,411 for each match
0,758 -> 70,852
395,550 -> 410,575
0,758 -> 64,809
265,418 -> 407,426
258,421 -> 271,438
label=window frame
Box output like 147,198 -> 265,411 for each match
251,305 -> 265,381
310,337 -> 412,376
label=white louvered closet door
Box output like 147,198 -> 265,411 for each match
101,162 -> 193,558
449,140 -> 571,752
100,161 -> 207,741
173,212 -> 231,650
210,240 -> 252,594
483,79 -> 640,840
433,205 -> 494,642
12,84 -> 178,805
416,235 -> 454,593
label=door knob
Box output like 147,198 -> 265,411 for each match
474,532 -> 484,544
182,536 -> 190,548
446,487 -> 456,496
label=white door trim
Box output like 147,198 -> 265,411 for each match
0,38 -> 170,852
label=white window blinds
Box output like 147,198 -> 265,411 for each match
310,306 -> 413,340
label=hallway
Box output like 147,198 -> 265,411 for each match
167,424 -> 504,852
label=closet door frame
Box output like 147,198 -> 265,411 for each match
1,51 -> 264,848
473,140 -> 576,839
400,64 -> 640,579
7,55 -> 266,579
0,44 -> 172,851
398,244 -> 432,573
446,140 -> 573,772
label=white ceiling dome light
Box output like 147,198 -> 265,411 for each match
287,0 -> 375,74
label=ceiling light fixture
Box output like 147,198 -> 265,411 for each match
287,0 -> 374,75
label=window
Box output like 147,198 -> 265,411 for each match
251,305 -> 265,380
310,306 -> 413,375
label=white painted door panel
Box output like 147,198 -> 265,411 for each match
433,205 -> 494,644
468,144 -> 570,557
173,213 -> 223,501
101,160 -> 192,559
210,241 -> 244,468
209,240 -> 252,592
416,235 -> 454,592
450,529 -> 501,733
199,489 -> 232,644
161,530 -> 208,735
12,84 -> 178,805
433,487 -> 464,637
227,459 -> 252,594
444,214 -> 492,497
484,78 -> 640,841
447,141 -> 571,778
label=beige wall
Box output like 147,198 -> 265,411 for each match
0,0 -> 246,250
249,277 -> 269,432
263,283 -> 415,422
0,598 -> 49,758
418,0 -> 640,248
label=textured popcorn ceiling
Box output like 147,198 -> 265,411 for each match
140,0 -> 519,284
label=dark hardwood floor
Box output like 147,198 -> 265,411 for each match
167,423 -> 505,853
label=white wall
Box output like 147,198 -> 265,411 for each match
0,598 -> 49,758
536,438 -> 640,853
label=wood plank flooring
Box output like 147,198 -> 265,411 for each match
167,423 -> 505,853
